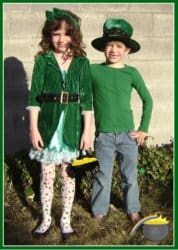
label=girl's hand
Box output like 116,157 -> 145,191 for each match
129,131 -> 148,146
80,131 -> 92,150
30,128 -> 44,151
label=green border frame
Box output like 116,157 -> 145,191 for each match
1,0 -> 176,249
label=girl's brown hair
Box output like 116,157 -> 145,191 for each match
36,9 -> 86,57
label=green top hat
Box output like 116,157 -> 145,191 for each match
91,18 -> 140,53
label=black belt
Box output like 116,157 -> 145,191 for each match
37,91 -> 80,104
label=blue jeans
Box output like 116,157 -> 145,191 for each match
92,132 -> 140,215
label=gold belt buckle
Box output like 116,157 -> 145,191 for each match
60,91 -> 69,104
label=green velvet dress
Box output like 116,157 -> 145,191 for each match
30,71 -> 78,164
28,51 -> 92,164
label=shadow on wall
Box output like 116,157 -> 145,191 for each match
4,57 -> 31,156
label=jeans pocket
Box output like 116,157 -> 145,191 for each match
127,131 -> 137,143
95,132 -> 107,145
95,132 -> 102,142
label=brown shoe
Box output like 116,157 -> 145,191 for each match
128,212 -> 142,224
94,215 -> 105,224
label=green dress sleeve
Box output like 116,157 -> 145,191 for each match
28,56 -> 46,107
79,58 -> 93,112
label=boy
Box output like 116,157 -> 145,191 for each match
91,18 -> 153,224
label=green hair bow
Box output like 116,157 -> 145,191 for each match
45,8 -> 78,28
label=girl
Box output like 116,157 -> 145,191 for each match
27,8 -> 92,239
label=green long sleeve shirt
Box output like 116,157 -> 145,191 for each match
91,63 -> 153,133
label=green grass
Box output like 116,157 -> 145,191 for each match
4,175 -> 173,246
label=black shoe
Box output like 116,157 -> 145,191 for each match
61,231 -> 76,241
32,227 -> 51,238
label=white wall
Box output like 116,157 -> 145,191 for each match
3,3 -> 174,154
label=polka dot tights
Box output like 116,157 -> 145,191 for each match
34,163 -> 75,234
60,163 -> 75,233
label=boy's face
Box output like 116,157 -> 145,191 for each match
104,41 -> 130,65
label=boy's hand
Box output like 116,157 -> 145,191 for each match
129,131 -> 148,146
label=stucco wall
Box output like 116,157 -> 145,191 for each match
3,3 -> 174,155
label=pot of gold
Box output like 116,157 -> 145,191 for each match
143,216 -> 169,241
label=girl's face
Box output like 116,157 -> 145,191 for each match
104,41 -> 130,65
51,22 -> 72,53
